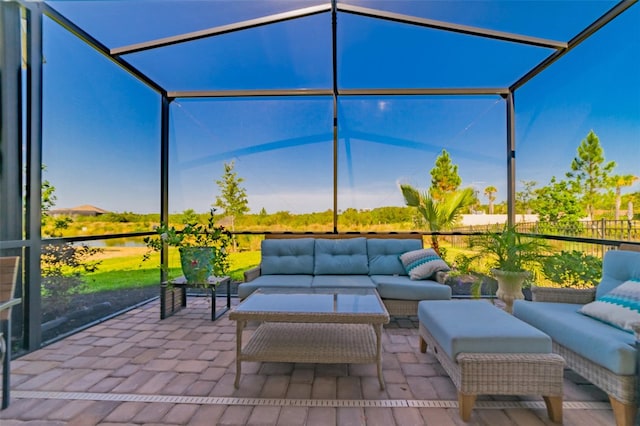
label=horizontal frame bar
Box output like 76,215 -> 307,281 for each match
340,88 -> 510,96
168,89 -> 333,99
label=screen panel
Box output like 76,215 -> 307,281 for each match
337,95 -> 506,231
169,97 -> 334,232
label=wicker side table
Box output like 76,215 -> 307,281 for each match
160,275 -> 231,321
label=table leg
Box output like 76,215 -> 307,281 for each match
210,286 -> 216,321
375,323 -> 385,390
181,286 -> 187,308
212,279 -> 230,321
234,320 -> 245,388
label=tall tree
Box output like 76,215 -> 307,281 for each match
531,177 -> 583,233
400,184 -> 475,255
429,149 -> 462,200
609,174 -> 638,220
214,160 -> 249,249
566,130 -> 615,220
484,185 -> 497,214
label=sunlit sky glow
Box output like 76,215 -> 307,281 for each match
40,1 -> 639,214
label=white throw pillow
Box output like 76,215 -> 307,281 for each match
399,248 -> 450,281
579,279 -> 640,332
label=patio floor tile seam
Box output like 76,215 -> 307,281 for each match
10,390 -> 613,411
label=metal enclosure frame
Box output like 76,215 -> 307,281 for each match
1,0 -> 637,352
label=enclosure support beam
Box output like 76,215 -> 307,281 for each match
331,0 -> 339,233
0,2 -> 23,245
505,92 -> 516,227
24,2 -> 44,351
160,97 -> 171,282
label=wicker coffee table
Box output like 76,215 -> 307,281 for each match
229,287 -> 390,389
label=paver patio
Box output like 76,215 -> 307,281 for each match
0,296 -> 617,425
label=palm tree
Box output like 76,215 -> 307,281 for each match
484,185 -> 497,214
400,184 -> 475,256
611,174 -> 638,220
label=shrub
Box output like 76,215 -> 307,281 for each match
541,250 -> 601,288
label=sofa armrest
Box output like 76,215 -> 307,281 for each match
531,285 -> 596,304
243,266 -> 261,282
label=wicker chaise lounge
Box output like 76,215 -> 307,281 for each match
514,246 -> 640,426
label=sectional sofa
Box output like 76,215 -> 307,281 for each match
514,247 -> 640,426
239,234 -> 452,316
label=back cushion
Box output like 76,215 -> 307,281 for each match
261,238 -> 315,275
367,238 -> 422,275
596,250 -> 640,298
314,238 -> 369,275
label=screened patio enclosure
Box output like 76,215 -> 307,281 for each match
1,0 -> 639,351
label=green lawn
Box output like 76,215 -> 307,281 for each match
81,249 -> 261,294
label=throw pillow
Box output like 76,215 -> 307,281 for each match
579,279 -> 640,332
399,248 -> 450,280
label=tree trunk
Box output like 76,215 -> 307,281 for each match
431,235 -> 440,256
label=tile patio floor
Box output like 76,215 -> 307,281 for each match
0,296 -> 617,425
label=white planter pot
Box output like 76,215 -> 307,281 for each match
491,269 -> 530,314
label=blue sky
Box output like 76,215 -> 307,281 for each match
40,1 -> 639,214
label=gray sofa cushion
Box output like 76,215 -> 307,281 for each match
372,275 -> 451,300
314,238 -> 369,275
311,275 -> 376,288
419,300 -> 552,361
238,275 -> 313,299
367,238 -> 422,275
261,238 -> 315,275
513,300 -> 636,375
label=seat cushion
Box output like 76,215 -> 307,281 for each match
513,300 -> 636,375
314,238 -> 369,275
261,238 -> 315,275
372,275 -> 451,300
238,275 -> 313,299
311,275 -> 376,288
419,300 -> 551,360
367,238 -> 422,275
399,248 -> 450,280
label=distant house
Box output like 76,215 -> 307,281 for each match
49,204 -> 110,217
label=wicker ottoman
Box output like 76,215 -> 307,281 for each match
418,300 -> 565,422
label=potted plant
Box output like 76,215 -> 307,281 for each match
471,224 -> 548,313
143,208 -> 233,284
533,250 -> 602,304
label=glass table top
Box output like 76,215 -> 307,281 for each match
235,288 -> 386,315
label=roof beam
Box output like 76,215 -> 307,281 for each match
337,3 -> 568,50
41,3 -> 166,95
511,0 -> 637,91
112,3 -> 332,56
167,88 -> 508,99
167,89 -> 333,99
340,88 -> 510,96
